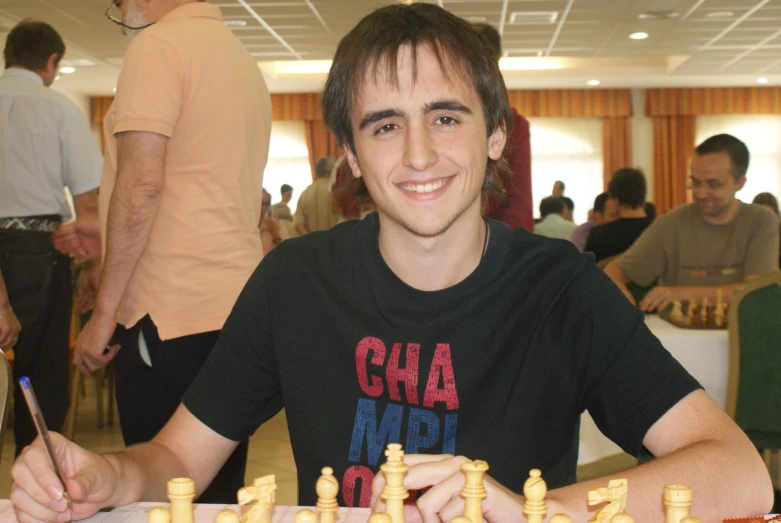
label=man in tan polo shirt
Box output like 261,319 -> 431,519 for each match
295,156 -> 339,234
69,0 -> 271,502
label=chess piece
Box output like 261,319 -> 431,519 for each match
460,460 -> 489,523
316,467 -> 339,523
611,513 -> 635,523
216,510 -> 239,523
293,509 -> 318,523
148,507 -> 171,523
380,444 -> 409,523
550,515 -> 573,523
167,478 -> 195,523
700,297 -> 709,324
680,517 -> 701,523
238,475 -> 277,523
671,300 -> 683,321
663,484 -> 692,523
522,469 -> 547,523
714,290 -> 726,327
368,515 -> 392,523
686,299 -> 697,325
587,479 -> 628,523
451,518 -> 472,523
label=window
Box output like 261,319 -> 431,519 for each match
696,115 -> 781,203
528,118 -> 604,224
262,121 -> 312,214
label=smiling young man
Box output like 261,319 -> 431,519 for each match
10,5 -> 773,523
606,134 -> 779,312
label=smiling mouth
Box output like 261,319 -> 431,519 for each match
397,176 -> 452,194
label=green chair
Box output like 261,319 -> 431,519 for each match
727,271 -> 781,489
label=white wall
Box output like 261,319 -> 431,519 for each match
630,89 -> 654,202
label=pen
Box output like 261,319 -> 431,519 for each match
18,377 -> 72,507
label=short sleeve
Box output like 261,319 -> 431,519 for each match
559,263 -> 701,456
61,104 -> 102,196
616,217 -> 668,287
744,210 -> 780,276
112,34 -> 183,137
183,254 -> 283,441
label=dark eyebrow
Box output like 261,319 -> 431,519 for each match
424,100 -> 472,114
359,109 -> 405,130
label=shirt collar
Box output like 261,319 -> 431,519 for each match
159,2 -> 223,23
1,68 -> 44,86
543,214 -> 567,224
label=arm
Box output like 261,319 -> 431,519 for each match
73,131 -> 167,374
296,223 -> 309,236
10,406 -> 237,523
0,269 -> 21,350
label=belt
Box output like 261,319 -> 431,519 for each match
0,216 -> 60,233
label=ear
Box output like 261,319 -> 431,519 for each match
343,145 -> 363,180
487,124 -> 507,161
735,174 -> 747,192
46,53 -> 59,74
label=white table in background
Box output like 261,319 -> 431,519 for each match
578,315 -> 729,465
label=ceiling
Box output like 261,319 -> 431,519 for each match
1,0 -> 781,96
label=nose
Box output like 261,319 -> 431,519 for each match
402,122 -> 437,172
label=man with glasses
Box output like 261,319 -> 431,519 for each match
58,0 -> 272,502
606,133 -> 779,312
0,20 -> 102,458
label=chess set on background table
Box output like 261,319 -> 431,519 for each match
2,443 -> 768,523
659,289 -> 729,330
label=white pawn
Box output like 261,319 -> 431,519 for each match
550,515 -> 572,523
611,513 -> 635,523
522,469 -> 547,523
316,467 -> 339,523
293,509 -> 318,523
216,510 -> 239,523
167,478 -> 195,523
368,514 -> 392,523
148,507 -> 171,523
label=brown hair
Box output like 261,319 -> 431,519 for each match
4,20 -> 65,71
321,3 -> 512,208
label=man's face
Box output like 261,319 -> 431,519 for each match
345,44 -> 505,238
689,152 -> 745,219
552,182 -> 564,197
282,190 -> 293,203
594,198 -> 619,225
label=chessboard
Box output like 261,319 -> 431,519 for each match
658,295 -> 728,330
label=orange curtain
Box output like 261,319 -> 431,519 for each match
271,93 -> 324,121
91,96 -> 114,154
602,117 -> 633,190
646,87 -> 781,116
304,120 -> 341,180
651,116 -> 696,215
506,89 -> 632,117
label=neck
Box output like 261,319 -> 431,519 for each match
701,199 -> 741,225
377,201 -> 486,292
7,65 -> 45,82
618,206 -> 647,218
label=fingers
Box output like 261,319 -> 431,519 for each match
10,485 -> 69,523
10,444 -> 70,523
415,470 -> 465,523
639,289 -> 666,312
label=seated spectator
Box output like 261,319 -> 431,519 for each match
645,201 -> 657,221
752,192 -> 781,267
571,192 -> 618,251
605,134 -> 780,312
586,168 -> 653,262
259,189 -> 288,255
535,196 -> 577,240
552,180 -> 564,197
562,196 -> 575,223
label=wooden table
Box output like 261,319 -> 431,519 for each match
578,315 -> 730,465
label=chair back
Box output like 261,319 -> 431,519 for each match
727,271 -> 781,449
0,351 -> 12,461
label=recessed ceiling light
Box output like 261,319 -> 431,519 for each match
757,77 -> 769,84
223,19 -> 247,27
587,79 -> 601,86
704,11 -> 734,19
59,66 -> 76,74
55,75 -> 61,81
629,32 -> 649,40
637,11 -> 680,20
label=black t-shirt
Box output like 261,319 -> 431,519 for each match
183,215 -> 699,507
585,217 -> 654,262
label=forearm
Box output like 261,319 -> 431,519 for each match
104,441 -> 193,506
72,189 -> 99,222
548,437 -> 771,521
95,180 -> 161,317
0,269 -> 10,310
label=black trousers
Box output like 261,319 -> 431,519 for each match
114,315 -> 248,503
0,230 -> 72,457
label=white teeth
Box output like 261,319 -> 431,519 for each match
401,179 -> 447,194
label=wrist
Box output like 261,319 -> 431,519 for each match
102,454 -> 135,508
